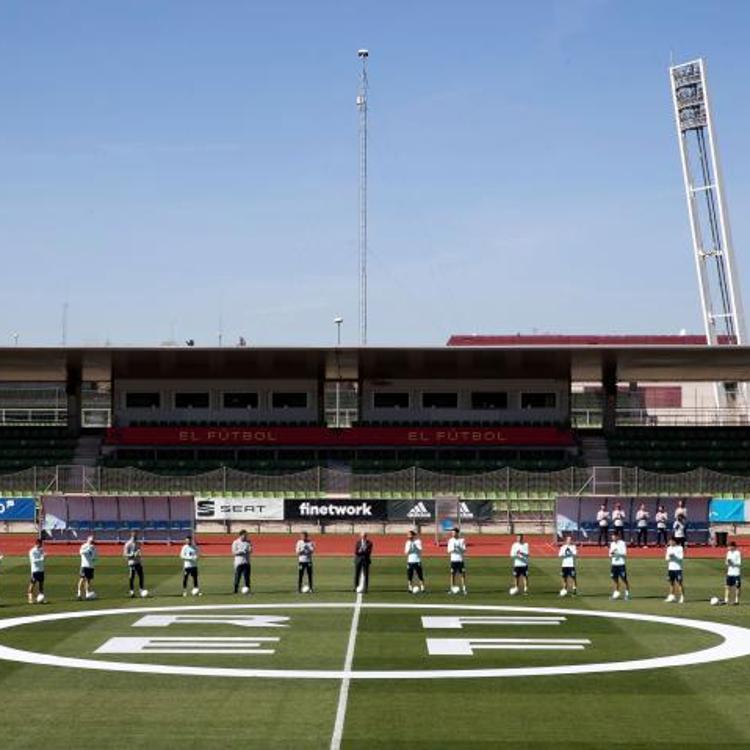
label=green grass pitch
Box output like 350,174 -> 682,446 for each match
0,553 -> 748,749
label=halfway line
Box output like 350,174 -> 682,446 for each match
330,592 -> 363,750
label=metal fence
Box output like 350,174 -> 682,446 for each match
2,464 -> 750,498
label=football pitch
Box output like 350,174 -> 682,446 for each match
0,553 -> 748,749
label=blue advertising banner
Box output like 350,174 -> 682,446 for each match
709,499 -> 746,523
0,497 -> 36,522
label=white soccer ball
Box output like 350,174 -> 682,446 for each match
509,586 -> 519,596
450,585 -> 460,595
665,593 -> 676,603
85,591 -> 97,601
710,596 -> 720,606
36,593 -> 46,604
356,584 -> 365,594
191,587 -> 201,596
300,585 -> 310,594
612,590 -> 621,600
140,589 -> 149,598
559,588 -> 568,597
241,586 -> 250,595
411,585 -> 421,594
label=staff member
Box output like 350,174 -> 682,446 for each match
596,504 -> 610,546
672,515 -> 687,548
296,531 -> 315,593
232,530 -> 252,594
353,532 -> 373,593
635,503 -> 650,547
124,531 -> 146,598
612,503 -> 626,537
655,505 -> 669,547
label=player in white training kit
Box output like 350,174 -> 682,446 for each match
558,534 -> 577,595
724,541 -> 742,605
510,533 -> 530,594
77,536 -> 98,600
609,530 -> 631,600
232,530 -> 252,594
27,538 -> 45,604
404,530 -> 425,593
664,537 -> 685,603
296,531 -> 315,593
123,531 -> 146,597
447,528 -> 467,594
180,534 -> 201,596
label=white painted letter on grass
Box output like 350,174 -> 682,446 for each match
426,638 -> 590,656
96,637 -> 280,655
421,616 -> 565,629
131,614 -> 290,629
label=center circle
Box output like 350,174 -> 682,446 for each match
0,603 -> 748,680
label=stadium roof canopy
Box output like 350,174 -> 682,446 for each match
1,344 -> 750,383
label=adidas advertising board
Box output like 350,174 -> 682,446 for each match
195,497 -> 285,521
285,499 -> 388,521
386,499 -> 493,521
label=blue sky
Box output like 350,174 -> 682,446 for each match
1,0 -> 750,346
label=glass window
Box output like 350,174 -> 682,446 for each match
373,392 -> 409,409
521,392 -> 557,409
126,392 -> 160,409
422,392 -> 458,409
471,392 -> 508,410
175,392 -> 210,409
223,392 -> 259,409
272,392 -> 308,409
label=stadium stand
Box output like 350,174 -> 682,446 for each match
606,427 -> 750,474
0,427 -> 77,471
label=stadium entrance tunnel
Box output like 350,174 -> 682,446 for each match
0,603 -> 749,679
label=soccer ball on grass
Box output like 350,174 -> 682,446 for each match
191,587 -> 201,597
300,585 -> 310,594
509,586 -> 519,596
36,593 -> 46,604
559,588 -> 568,597
140,589 -> 149,598
710,596 -> 721,606
241,586 -> 250,595
85,591 -> 97,601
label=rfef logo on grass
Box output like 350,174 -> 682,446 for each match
1,604 -> 750,681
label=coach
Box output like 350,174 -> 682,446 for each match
354,532 -> 373,593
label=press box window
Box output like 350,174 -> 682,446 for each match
422,392 -> 458,409
175,393 -> 210,409
373,392 -> 409,409
521,392 -> 557,409
125,392 -> 160,409
223,392 -> 259,409
272,392 -> 308,409
471,392 -> 508,410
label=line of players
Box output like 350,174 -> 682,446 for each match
13,526 -> 743,606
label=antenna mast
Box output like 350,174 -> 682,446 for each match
669,58 -> 746,406
357,49 -> 369,345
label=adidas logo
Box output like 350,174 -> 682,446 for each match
406,502 -> 432,519
458,502 -> 475,520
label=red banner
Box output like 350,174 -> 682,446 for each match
106,426 -> 575,448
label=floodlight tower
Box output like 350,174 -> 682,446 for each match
357,49 -> 369,345
670,58 -> 747,406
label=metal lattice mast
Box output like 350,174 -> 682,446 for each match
357,49 -> 369,345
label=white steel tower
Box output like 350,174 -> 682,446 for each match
669,58 -> 746,405
357,49 -> 369,345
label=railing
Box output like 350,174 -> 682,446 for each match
0,408 -> 111,427
573,407 -> 750,428
1,464 -> 749,498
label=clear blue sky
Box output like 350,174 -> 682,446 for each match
2,0 -> 750,346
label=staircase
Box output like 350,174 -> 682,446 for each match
579,433 -> 611,468
73,432 -> 104,467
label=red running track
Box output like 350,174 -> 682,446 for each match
0,534 -> 746,558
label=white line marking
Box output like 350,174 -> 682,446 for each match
0,603 -> 750,679
330,593 -> 362,750
421,616 -> 565,629
96,637 -> 280,655
426,638 -> 590,655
